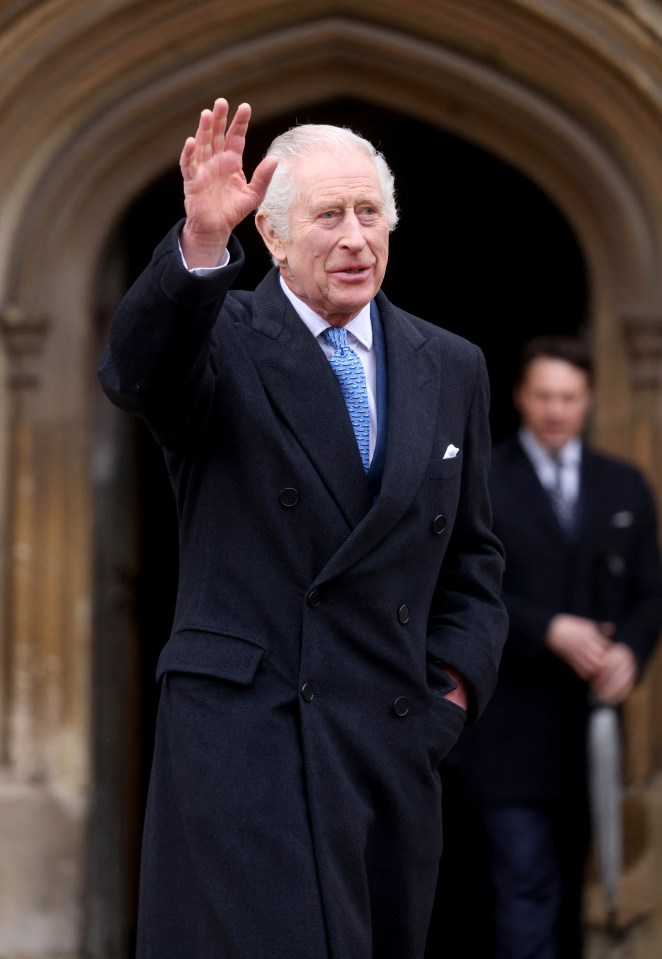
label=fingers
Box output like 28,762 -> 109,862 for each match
196,100 -> 228,159
179,136 -> 198,180
591,644 -> 636,704
180,98 -> 232,170
224,100 -> 251,150
247,155 -> 280,206
591,672 -> 630,705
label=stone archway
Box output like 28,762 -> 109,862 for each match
2,3 -> 662,955
93,99 -> 589,951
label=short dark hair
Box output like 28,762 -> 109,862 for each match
514,335 -> 593,388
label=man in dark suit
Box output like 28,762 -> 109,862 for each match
432,335 -> 662,959
97,98 -> 508,958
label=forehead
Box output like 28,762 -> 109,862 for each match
291,148 -> 382,207
523,357 -> 590,392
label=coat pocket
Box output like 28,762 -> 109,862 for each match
428,454 -> 463,480
155,627 -> 266,685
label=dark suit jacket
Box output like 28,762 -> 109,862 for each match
98,224 -> 507,959
443,434 -> 662,804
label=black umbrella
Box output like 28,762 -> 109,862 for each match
588,517 -> 633,935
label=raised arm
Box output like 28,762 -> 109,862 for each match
179,98 -> 279,268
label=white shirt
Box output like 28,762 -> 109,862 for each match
519,427 -> 582,507
181,241 -> 377,462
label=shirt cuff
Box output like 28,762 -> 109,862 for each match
178,239 -> 231,274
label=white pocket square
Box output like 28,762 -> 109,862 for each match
443,444 -> 460,459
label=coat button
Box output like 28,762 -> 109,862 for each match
307,587 -> 321,608
606,551 -> 626,577
301,682 -> 314,702
279,487 -> 299,507
432,514 -> 447,534
397,604 -> 410,624
393,696 -> 409,717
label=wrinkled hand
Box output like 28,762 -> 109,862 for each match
436,662 -> 469,711
590,642 -> 637,705
545,613 -> 613,681
179,99 -> 279,268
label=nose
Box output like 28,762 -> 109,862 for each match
547,398 -> 569,418
340,212 -> 367,250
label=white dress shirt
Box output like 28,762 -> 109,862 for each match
519,427 -> 582,509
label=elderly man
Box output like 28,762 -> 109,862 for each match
98,98 -> 507,959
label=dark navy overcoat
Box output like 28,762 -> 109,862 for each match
443,435 -> 662,805
98,224 -> 507,959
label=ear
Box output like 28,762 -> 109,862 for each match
255,212 -> 286,264
512,384 -> 523,415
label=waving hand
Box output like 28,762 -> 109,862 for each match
179,99 -> 278,268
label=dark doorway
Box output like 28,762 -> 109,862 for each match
123,97 -> 588,440
91,96 -> 588,955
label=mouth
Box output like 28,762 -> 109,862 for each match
334,266 -> 371,277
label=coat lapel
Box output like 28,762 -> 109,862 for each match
242,277 -> 443,580
314,293 -> 443,582
242,271 -> 372,529
574,449 -> 606,545
510,439 -> 568,543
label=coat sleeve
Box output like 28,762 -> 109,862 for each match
595,468 -> 662,675
426,347 -> 508,722
97,221 -> 245,449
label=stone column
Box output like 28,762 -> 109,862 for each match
622,314 -> 662,782
0,305 -> 49,781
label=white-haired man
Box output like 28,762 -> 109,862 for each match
99,98 -> 507,959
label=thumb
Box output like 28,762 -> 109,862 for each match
247,156 -> 279,207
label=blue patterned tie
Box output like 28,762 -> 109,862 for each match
323,326 -> 370,472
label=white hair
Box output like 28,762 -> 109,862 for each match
256,123 -> 399,247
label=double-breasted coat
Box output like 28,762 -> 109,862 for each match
98,224 -> 508,959
432,435 -> 662,957
442,434 -> 662,806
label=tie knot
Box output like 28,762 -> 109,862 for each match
323,326 -> 349,351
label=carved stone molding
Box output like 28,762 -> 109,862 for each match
622,314 -> 662,390
0,305 -> 50,390
0,303 -> 50,776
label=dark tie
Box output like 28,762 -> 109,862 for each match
549,453 -> 575,531
322,326 -> 370,472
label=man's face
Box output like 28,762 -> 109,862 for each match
513,356 -> 592,452
257,148 -> 390,326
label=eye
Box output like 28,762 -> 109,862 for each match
358,206 -> 380,221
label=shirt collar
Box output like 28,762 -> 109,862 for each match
519,427 -> 583,468
279,275 -> 373,349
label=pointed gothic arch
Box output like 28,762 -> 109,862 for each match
2,3 -> 662,955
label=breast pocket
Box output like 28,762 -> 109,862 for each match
428,453 -> 463,480
427,454 -> 463,525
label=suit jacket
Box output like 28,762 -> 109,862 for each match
98,224 -> 507,959
443,434 -> 662,804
